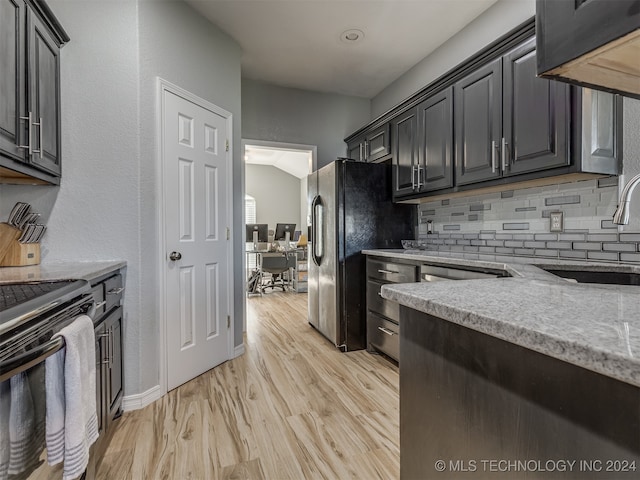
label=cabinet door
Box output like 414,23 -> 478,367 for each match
94,323 -> 106,436
454,58 -> 502,185
391,107 -> 418,197
27,8 -> 61,176
347,139 -> 364,161
365,123 -> 390,162
503,38 -> 569,176
107,307 -> 123,417
417,87 -> 453,192
0,0 -> 26,162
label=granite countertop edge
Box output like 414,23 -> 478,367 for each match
364,249 -> 640,388
0,260 -> 127,284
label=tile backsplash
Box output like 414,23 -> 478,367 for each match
416,178 -> 640,264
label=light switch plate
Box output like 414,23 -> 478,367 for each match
550,211 -> 564,232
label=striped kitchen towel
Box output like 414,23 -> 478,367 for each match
0,363 -> 46,480
45,315 -> 98,480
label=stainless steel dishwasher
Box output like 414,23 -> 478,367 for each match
420,264 -> 505,282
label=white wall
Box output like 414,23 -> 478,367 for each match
371,0 -> 535,118
137,0 -> 242,390
0,0 -> 242,398
242,79 -> 371,169
245,165 -> 301,231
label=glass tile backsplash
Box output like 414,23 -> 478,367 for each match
416,178 -> 640,263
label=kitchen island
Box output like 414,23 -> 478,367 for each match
366,249 -> 640,479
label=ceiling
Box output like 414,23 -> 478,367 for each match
185,0 -> 498,98
245,145 -> 312,179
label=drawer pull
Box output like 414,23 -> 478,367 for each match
377,326 -> 396,336
107,287 -> 125,295
377,269 -> 398,275
95,301 -> 107,309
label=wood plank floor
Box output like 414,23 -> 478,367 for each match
97,292 -> 399,479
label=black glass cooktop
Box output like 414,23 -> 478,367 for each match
0,281 -> 76,312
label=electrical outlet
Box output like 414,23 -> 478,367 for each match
426,220 -> 433,234
550,211 -> 564,232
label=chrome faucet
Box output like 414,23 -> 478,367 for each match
613,173 -> 640,225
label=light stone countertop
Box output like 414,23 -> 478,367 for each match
364,249 -> 640,388
0,261 -> 126,284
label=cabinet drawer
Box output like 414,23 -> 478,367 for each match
367,258 -> 417,283
104,274 -> 124,312
90,283 -> 106,319
367,312 -> 399,362
367,280 -> 400,322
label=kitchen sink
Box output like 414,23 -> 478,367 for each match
538,267 -> 640,286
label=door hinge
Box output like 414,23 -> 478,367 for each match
227,315 -> 231,328
225,139 -> 229,152
226,227 -> 230,240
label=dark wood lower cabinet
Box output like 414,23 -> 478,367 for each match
400,306 -> 640,479
91,273 -> 124,463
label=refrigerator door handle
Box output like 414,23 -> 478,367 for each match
311,195 -> 323,266
315,199 -> 324,265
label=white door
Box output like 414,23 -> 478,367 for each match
163,88 -> 231,391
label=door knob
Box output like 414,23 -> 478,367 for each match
169,251 -> 182,261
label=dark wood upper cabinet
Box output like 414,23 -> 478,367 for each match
416,86 -> 453,192
455,38 -> 570,187
347,139 -> 364,162
347,19 -> 621,202
0,0 -> 26,162
536,0 -> 640,98
346,123 -> 391,163
391,107 -> 418,197
0,0 -> 68,184
503,37 -> 570,176
27,6 -> 62,175
454,58 -> 502,186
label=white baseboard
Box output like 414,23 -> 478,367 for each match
121,385 -> 162,412
122,347 -> 243,412
233,343 -> 245,358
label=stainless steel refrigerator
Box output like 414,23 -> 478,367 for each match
307,159 -> 416,351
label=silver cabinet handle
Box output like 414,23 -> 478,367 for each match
364,139 -> 369,159
377,269 -> 398,275
107,287 -> 124,295
501,137 -> 508,170
32,117 -> 43,159
98,330 -> 110,364
109,327 -> 113,366
18,112 -> 33,155
416,165 -> 424,189
95,301 -> 107,309
491,140 -> 497,173
378,326 -> 396,336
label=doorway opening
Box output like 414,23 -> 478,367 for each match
242,140 -> 315,332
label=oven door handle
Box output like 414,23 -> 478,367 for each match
0,336 -> 65,383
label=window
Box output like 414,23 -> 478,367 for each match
245,195 -> 256,224
245,195 -> 257,272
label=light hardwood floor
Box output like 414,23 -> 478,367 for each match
97,292 -> 399,479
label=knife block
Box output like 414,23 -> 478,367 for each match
0,223 -> 40,267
